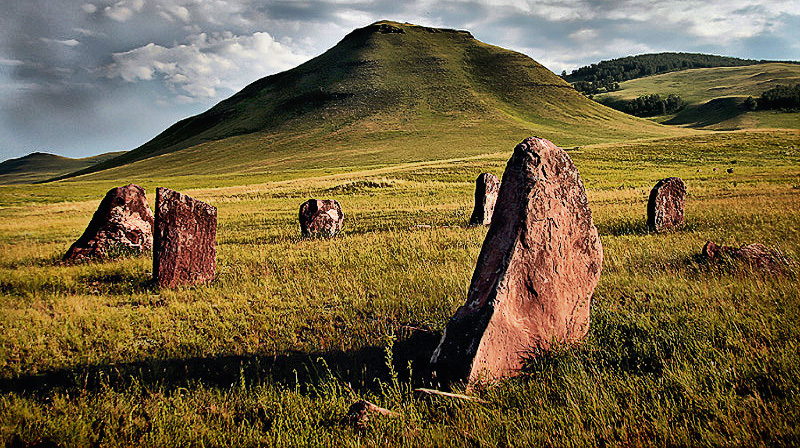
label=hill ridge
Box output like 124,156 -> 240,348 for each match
52,20 -> 679,182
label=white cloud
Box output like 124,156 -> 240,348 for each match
0,58 -> 25,66
106,31 -> 309,99
40,38 -> 83,47
81,3 -> 98,13
601,0 -> 797,42
104,0 -> 146,22
569,29 -> 598,42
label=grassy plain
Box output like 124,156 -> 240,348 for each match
0,129 -> 799,446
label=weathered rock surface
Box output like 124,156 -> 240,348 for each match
299,199 -> 344,237
647,177 -> 686,232
469,173 -> 500,226
343,400 -> 397,431
702,241 -> 793,275
153,187 -> 217,288
63,183 -> 154,262
430,137 -> 603,386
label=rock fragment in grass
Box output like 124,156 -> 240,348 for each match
63,183 -> 154,262
702,241 -> 793,275
647,177 -> 686,232
153,187 -> 217,288
430,137 -> 603,387
344,400 -> 397,431
469,173 -> 500,226
299,199 -> 344,237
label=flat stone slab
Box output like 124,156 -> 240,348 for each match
430,137 -> 603,386
469,173 -> 500,226
647,177 -> 686,232
63,183 -> 154,262
153,187 -> 217,288
299,199 -> 344,237
702,240 -> 793,275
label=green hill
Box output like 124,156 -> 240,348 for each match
562,52 -> 778,94
0,151 -> 124,185
594,63 -> 800,129
55,21 -> 685,183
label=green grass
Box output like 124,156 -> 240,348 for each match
1,129 -> 798,446
594,63 -> 800,130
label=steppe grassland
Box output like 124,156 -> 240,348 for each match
0,129 -> 799,446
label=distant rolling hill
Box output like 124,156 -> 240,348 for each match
594,63 -> 800,130
54,20 -> 685,183
563,52 -> 778,89
0,152 -> 124,185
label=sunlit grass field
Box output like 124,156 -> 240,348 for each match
1,129 -> 798,446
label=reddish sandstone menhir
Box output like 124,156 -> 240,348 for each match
468,173 -> 500,226
647,177 -> 686,232
430,137 -> 603,387
153,187 -> 217,288
299,199 -> 344,237
702,241 -> 793,275
63,183 -> 154,262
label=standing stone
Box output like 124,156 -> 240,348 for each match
430,137 -> 603,386
647,177 -> 686,232
154,187 -> 217,288
469,173 -> 500,226
299,199 -> 344,237
63,183 -> 154,262
702,241 -> 792,275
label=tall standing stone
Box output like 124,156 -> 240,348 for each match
468,173 -> 500,226
647,177 -> 686,232
154,187 -> 217,288
430,137 -> 603,386
63,183 -> 154,262
299,199 -> 344,237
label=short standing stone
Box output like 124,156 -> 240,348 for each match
63,183 -> 154,262
153,187 -> 217,288
702,241 -> 792,275
468,173 -> 500,226
299,199 -> 344,237
430,137 -> 603,386
647,177 -> 686,232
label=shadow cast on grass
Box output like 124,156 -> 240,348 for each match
0,328 -> 442,398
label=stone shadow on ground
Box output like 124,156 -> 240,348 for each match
0,328 -> 441,398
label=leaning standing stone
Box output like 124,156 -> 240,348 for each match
430,137 -> 603,387
468,173 -> 500,226
153,187 -> 217,288
647,177 -> 686,232
63,183 -> 154,262
299,199 -> 344,237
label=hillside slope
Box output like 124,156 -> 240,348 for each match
0,152 -> 124,185
562,52 -> 779,93
594,63 -> 800,129
58,21 -> 686,182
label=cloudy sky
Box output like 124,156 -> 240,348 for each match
1,0 -> 798,161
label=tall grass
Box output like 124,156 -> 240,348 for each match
0,130 -> 798,446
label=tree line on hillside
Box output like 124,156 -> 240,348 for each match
745,84 -> 800,111
562,53 -> 771,95
597,94 -> 686,117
